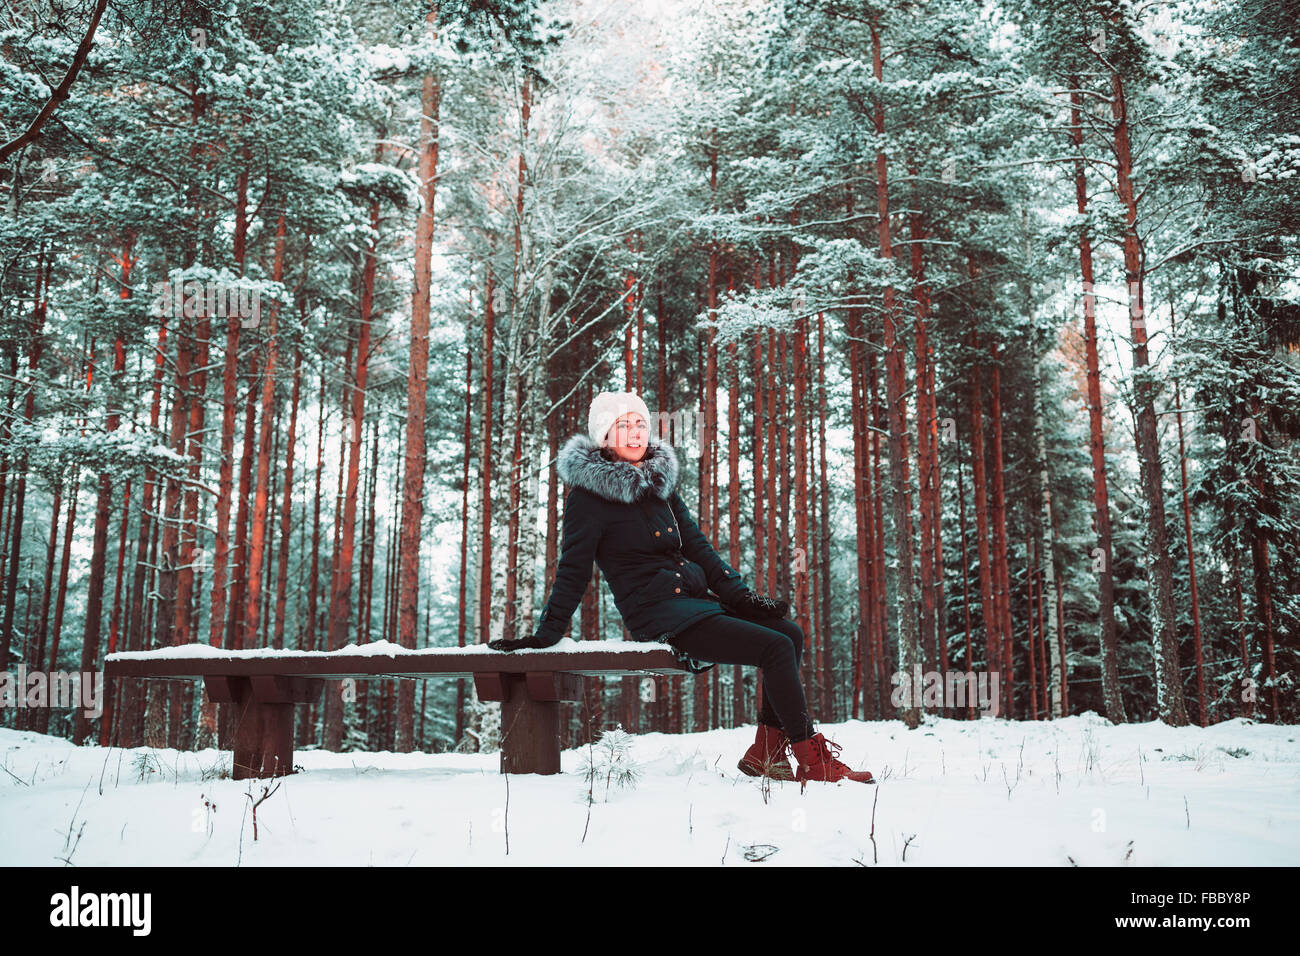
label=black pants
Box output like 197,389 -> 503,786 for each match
669,611 -> 815,743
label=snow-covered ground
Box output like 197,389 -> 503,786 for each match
1,713 -> 1296,866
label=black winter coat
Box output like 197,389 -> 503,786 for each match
533,432 -> 754,673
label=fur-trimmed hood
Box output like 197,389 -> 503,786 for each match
556,432 -> 679,503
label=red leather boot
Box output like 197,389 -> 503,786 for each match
790,733 -> 874,786
737,722 -> 796,780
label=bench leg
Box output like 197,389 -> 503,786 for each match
498,676 -> 561,775
207,676 -> 297,780
232,698 -> 295,780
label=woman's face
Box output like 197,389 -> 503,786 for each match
603,413 -> 649,464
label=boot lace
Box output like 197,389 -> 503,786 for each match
814,735 -> 850,769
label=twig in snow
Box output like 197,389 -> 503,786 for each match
237,786 -> 250,866
721,832 -> 730,865
57,779 -> 93,866
901,833 -> 918,862
869,786 -> 879,865
580,711 -> 598,845
244,778 -> 281,842
1003,755 -> 1022,801
1184,795 -> 1189,829
55,820 -> 85,867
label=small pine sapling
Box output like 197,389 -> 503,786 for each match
577,726 -> 641,801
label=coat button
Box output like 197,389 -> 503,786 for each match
675,572 -> 681,577
655,531 -> 660,536
679,561 -> 684,566
674,587 -> 681,593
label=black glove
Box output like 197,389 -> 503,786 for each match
487,632 -> 556,652
734,591 -> 790,620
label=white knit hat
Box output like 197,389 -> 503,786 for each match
588,391 -> 652,447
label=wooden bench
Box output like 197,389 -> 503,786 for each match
103,641 -> 688,779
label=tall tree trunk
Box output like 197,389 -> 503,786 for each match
1034,352 -> 1065,718
26,485 -> 61,732
122,319 -> 168,748
300,363 -> 327,745
694,138 -> 720,734
240,213 -> 287,652
792,307 -> 812,715
988,344 -> 1014,718
501,74 -> 532,648
868,329 -> 889,716
100,471 -> 132,746
172,308 -> 208,748
727,332 -> 744,726
1111,69 -> 1187,725
359,417 -> 382,742
1248,401 -> 1279,720
907,197 -> 939,676
325,185 -> 379,750
1034,533 -> 1050,718
209,154 -> 252,655
956,451 -> 975,718
478,256 -> 496,646
621,240 -> 646,729
397,5 -> 442,751
2,248 -> 48,674
75,235 -> 133,743
847,299 -> 873,719
40,471 -> 79,733
816,309 -> 834,718
456,338 -> 473,746
1025,525 -> 1039,720
871,18 -> 920,728
968,334 -> 998,685
1069,80 -> 1126,723
226,343 -> 260,651
751,323 -> 768,724
1169,304 -> 1206,725
1229,543 -> 1252,719
146,309 -> 192,748
272,345 -> 304,650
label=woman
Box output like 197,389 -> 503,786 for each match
488,391 -> 872,785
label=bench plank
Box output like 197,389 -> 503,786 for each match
105,643 -> 686,680
104,642 -> 687,779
